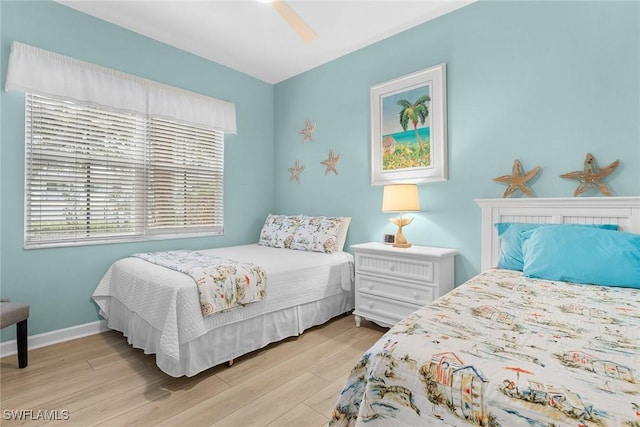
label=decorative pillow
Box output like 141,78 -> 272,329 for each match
291,216 -> 344,253
495,222 -> 618,271
521,227 -> 640,288
334,217 -> 352,252
257,214 -> 302,249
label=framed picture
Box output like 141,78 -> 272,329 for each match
370,63 -> 447,185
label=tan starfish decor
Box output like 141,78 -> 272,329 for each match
560,153 -> 619,197
320,149 -> 341,175
493,159 -> 540,198
288,160 -> 305,184
298,119 -> 316,143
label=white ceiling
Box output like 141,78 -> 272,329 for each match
55,0 -> 473,84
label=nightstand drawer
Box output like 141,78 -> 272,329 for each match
357,275 -> 434,306
355,293 -> 421,325
356,253 -> 434,283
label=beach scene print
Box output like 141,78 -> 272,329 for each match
381,84 -> 432,171
330,269 -> 640,427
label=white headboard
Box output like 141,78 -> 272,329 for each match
475,197 -> 640,271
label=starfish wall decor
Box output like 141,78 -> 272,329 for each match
320,149 -> 341,175
288,160 -> 305,184
493,159 -> 541,198
298,119 -> 316,143
560,153 -> 619,196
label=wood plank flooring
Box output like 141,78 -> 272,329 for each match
0,314 -> 386,426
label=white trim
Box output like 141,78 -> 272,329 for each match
0,319 -> 108,358
475,197 -> 640,272
475,196 -> 640,209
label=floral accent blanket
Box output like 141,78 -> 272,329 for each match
133,250 -> 267,317
331,269 -> 640,427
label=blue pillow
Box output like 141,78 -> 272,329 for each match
521,227 -> 640,288
495,223 -> 618,271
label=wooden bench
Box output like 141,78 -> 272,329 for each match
0,300 -> 29,368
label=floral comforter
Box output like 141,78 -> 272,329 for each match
331,269 -> 640,426
133,250 -> 266,317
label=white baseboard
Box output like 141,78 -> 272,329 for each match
0,319 -> 109,358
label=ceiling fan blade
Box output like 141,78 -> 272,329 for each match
272,0 -> 318,43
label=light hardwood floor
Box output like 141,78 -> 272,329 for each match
0,314 -> 386,426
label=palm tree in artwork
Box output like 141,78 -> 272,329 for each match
397,95 -> 431,155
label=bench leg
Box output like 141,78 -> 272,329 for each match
16,319 -> 28,368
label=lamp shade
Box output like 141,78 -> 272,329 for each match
382,184 -> 420,212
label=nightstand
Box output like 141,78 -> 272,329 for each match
351,242 -> 457,328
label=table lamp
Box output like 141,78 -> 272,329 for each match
382,184 -> 420,248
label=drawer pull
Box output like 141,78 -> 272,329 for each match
388,263 -> 396,271
368,283 -> 374,290
412,291 -> 419,299
368,301 -> 374,308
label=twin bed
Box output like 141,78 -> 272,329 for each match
330,197 -> 640,427
93,215 -> 354,377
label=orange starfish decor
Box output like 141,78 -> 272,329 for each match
493,160 -> 541,198
560,153 -> 619,197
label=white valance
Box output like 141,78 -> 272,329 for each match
147,82 -> 237,133
4,42 -> 237,134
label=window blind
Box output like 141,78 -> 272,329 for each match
147,118 -> 224,235
25,94 -> 224,248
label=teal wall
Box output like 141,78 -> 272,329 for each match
274,1 -> 640,284
0,1 -> 274,340
1,1 -> 639,342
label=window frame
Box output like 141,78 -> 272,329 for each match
24,93 -> 225,249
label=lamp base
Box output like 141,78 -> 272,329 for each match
390,214 -> 413,249
392,242 -> 412,248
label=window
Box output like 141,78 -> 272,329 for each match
25,94 -> 224,248
8,43 -> 235,248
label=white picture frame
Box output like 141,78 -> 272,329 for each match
370,63 -> 448,185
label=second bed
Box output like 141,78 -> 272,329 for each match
93,243 -> 354,377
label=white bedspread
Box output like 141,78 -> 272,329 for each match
93,244 -> 353,362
